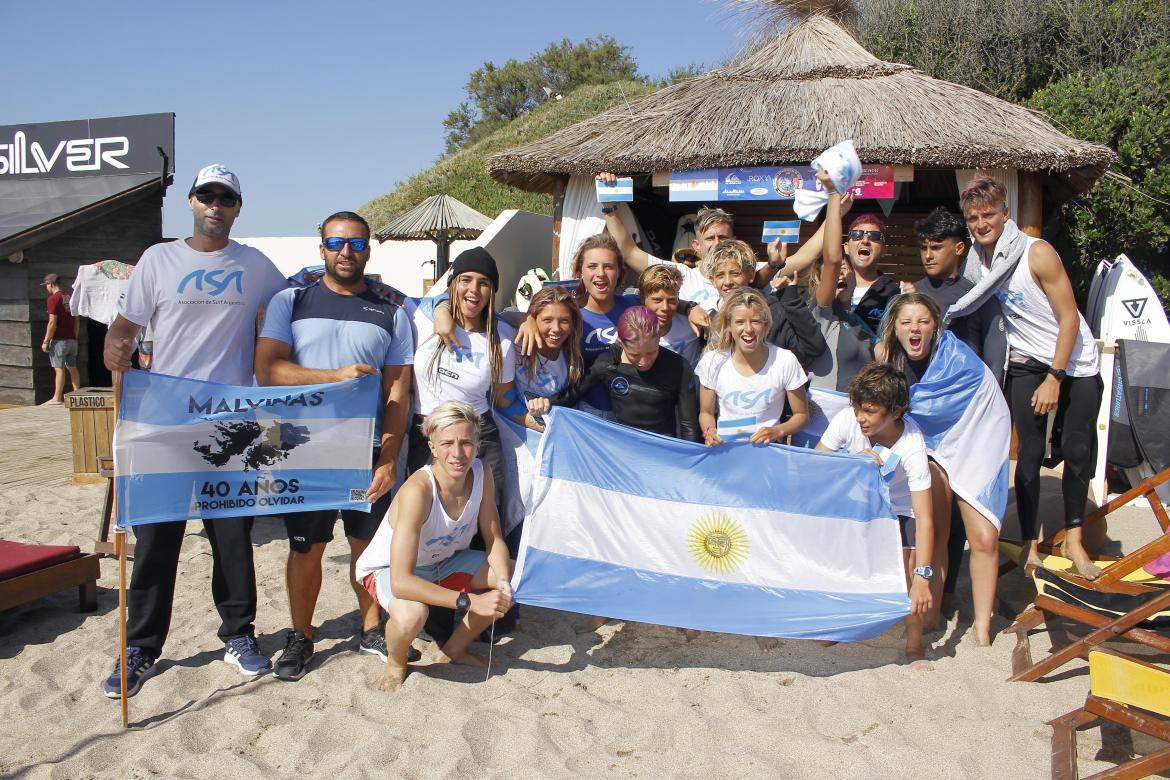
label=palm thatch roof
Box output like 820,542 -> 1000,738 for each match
487,15 -> 1115,194
373,194 -> 492,243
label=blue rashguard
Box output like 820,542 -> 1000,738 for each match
260,281 -> 413,440
578,293 -> 638,411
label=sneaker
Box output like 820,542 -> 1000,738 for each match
272,630 -> 314,681
223,635 -> 272,676
102,646 -> 156,699
359,628 -> 421,663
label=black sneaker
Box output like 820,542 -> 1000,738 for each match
102,646 -> 156,699
272,630 -> 314,681
359,628 -> 421,663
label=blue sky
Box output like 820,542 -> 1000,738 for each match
5,1 -> 748,237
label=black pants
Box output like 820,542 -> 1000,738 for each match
127,516 -> 257,656
1008,365 -> 1103,539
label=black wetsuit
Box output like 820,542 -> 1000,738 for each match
552,343 -> 702,442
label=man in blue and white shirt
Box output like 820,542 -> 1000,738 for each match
255,211 -> 414,681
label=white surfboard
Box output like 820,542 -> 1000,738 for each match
1092,254 -> 1170,344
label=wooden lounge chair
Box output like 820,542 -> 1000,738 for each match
1048,649 -> 1170,779
0,539 -> 100,613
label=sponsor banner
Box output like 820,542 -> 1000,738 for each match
595,177 -> 634,202
761,220 -> 802,243
669,165 -> 894,202
115,370 -> 377,526
0,113 -> 175,180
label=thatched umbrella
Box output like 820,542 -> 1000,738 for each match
374,194 -> 492,278
487,13 -> 1115,257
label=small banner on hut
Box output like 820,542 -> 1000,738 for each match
114,370 -> 378,526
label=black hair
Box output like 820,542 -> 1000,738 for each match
320,211 -> 370,239
914,207 -> 969,245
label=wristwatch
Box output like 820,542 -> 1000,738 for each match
601,205 -> 619,215
455,592 -> 471,615
1046,366 -> 1067,381
912,565 -> 933,581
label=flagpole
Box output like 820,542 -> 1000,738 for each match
113,369 -> 128,728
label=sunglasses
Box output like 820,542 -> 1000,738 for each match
322,236 -> 370,252
848,229 -> 884,242
193,189 -> 239,207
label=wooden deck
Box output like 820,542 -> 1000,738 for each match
0,406 -> 75,489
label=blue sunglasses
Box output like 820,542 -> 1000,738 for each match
323,236 -> 369,252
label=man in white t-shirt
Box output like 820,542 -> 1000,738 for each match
100,164 -> 289,699
817,363 -> 934,658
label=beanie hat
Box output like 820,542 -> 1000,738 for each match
450,247 -> 499,290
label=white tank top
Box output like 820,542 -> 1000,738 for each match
996,235 -> 1099,377
354,459 -> 484,580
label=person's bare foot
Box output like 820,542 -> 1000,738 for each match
39,399 -> 62,406
1063,546 -> 1102,580
574,616 -> 609,634
435,649 -> 487,668
971,625 -> 992,647
377,663 -> 408,692
1018,544 -> 1044,573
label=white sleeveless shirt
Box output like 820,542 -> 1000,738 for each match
355,459 -> 484,580
995,235 -> 1099,377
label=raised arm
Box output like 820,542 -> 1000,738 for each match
815,171 -> 844,309
597,173 -> 652,274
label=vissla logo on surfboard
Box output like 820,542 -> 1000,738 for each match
1121,298 -> 1148,319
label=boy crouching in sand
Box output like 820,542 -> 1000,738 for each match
354,401 -> 514,691
817,363 -> 935,657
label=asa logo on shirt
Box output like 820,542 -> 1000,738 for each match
178,269 -> 244,297
584,326 -> 617,347
723,389 -> 773,411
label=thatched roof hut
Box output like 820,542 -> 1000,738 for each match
374,193 -> 492,277
488,15 -> 1114,195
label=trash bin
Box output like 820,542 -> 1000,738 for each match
65,387 -> 114,484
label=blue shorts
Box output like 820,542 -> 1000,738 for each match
362,547 -> 486,611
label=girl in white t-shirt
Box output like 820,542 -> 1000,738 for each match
696,288 -> 809,444
816,363 -> 934,658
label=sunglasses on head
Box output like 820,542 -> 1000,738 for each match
322,236 -> 370,252
848,229 -> 884,242
193,189 -> 239,207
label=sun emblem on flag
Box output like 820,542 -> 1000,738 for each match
687,512 -> 748,575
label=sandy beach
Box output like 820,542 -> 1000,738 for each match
1,404 -> 1164,778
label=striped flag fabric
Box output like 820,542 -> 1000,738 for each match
761,220 -> 802,244
511,408 -> 910,641
492,410 -> 543,537
114,370 -> 378,526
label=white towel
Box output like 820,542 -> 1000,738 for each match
793,141 -> 862,222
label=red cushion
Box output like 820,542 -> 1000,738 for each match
0,539 -> 83,580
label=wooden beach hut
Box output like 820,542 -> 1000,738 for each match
486,14 -> 1116,279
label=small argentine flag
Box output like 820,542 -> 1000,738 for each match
511,408 -> 910,641
762,220 -> 802,243
596,177 -> 634,202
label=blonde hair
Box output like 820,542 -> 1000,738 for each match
428,273 -> 504,385
877,293 -> 943,374
700,238 -> 756,279
637,264 -> 683,297
523,285 -> 584,386
423,400 -> 481,442
706,288 -> 773,354
695,206 -> 734,237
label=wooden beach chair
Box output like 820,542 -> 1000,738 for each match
1048,649 -> 1170,779
0,539 -> 100,613
1002,532 -> 1170,681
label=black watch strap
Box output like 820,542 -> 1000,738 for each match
1047,366 -> 1067,381
455,592 -> 471,614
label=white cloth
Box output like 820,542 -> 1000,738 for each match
410,303 -> 516,415
70,263 -> 130,325
660,313 -> 702,367
355,460 -> 485,579
998,238 -> 1099,377
794,140 -> 862,221
118,239 -> 287,384
695,344 -> 808,439
819,409 -> 932,518
557,175 -> 645,280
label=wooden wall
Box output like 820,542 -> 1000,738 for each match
0,194 -> 162,405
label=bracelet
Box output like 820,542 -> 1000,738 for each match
601,205 -> 619,215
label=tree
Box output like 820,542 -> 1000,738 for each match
442,36 -> 639,155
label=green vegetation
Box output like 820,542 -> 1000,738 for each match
359,80 -> 655,231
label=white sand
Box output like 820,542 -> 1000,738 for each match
1,405 -> 1164,778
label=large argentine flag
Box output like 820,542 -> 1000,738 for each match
511,408 -> 910,641
492,410 -> 542,537
908,331 -> 1010,529
115,370 -> 378,526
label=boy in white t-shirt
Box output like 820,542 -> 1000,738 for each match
817,362 -> 935,658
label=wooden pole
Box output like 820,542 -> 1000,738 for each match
1018,171 -> 1044,238
113,369 -> 128,728
550,175 -> 569,277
